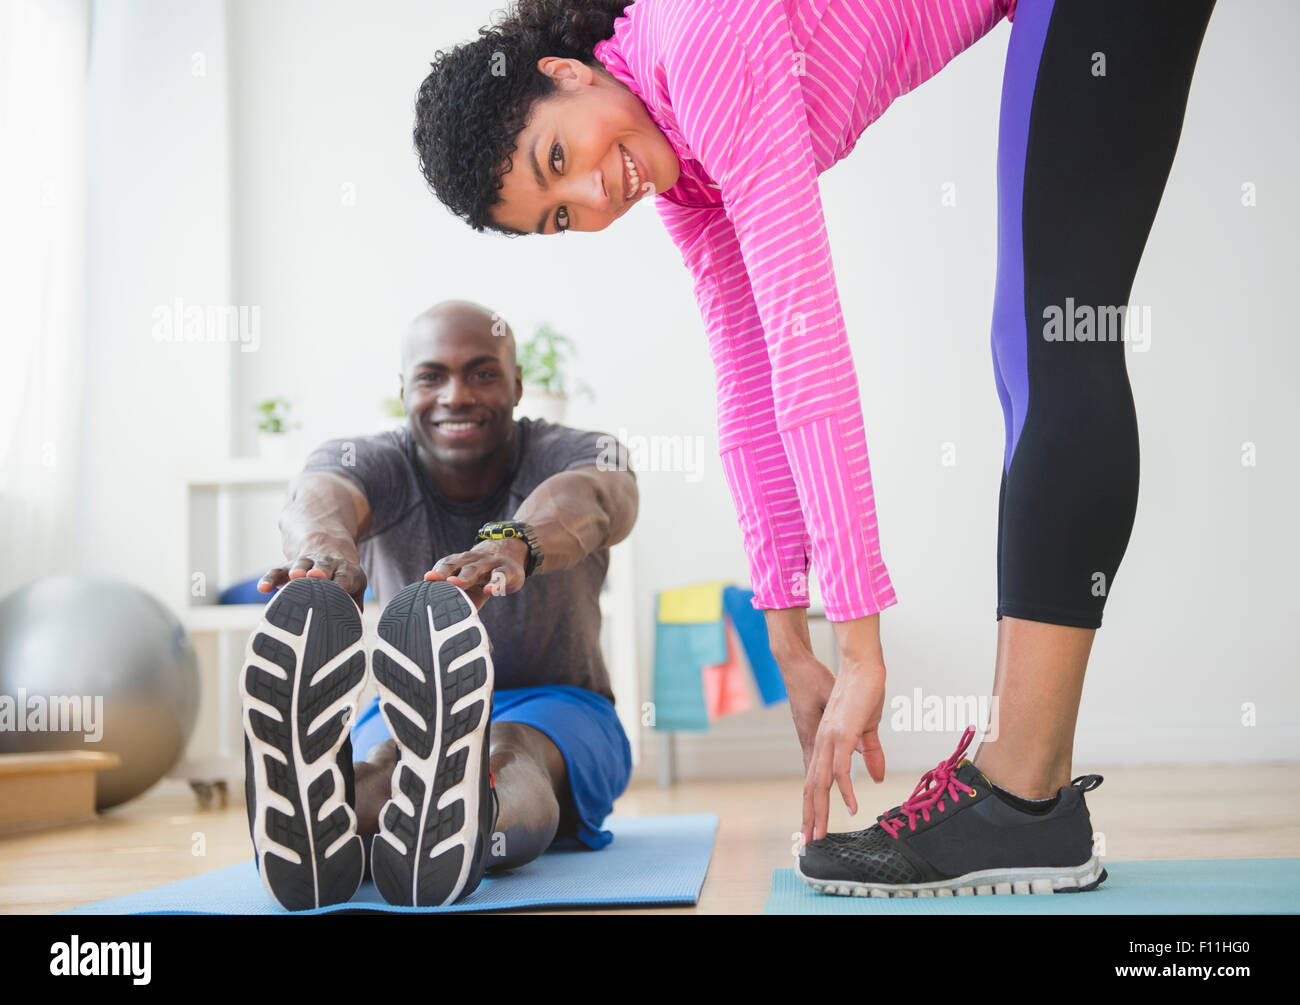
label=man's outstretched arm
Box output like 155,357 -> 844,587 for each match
428,465 -> 638,607
258,470 -> 373,608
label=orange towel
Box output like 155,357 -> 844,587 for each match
701,621 -> 754,720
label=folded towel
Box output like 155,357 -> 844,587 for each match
656,580 -> 729,624
653,582 -> 788,731
652,618 -> 724,731
722,586 -> 788,706
701,620 -> 753,719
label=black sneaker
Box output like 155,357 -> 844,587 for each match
796,727 -> 1107,897
241,577 -> 369,911
369,580 -> 496,906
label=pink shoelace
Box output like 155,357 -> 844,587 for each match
879,726 -> 979,838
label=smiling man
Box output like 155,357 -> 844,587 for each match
243,299 -> 637,909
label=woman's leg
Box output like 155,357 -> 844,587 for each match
977,0 -> 1216,796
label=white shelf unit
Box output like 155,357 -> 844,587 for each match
174,460 -> 641,788
174,460 -> 308,787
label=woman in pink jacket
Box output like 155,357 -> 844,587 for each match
414,0 -> 1215,897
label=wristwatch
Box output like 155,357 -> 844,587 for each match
475,520 -> 543,578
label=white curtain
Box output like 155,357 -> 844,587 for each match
0,0 -> 88,597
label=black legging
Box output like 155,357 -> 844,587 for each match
991,0 -> 1216,628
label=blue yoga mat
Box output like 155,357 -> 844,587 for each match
63,814 -> 717,915
764,858 -> 1300,914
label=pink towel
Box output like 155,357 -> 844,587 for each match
701,621 -> 753,720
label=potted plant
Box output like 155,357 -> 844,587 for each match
254,397 -> 299,461
516,323 -> 594,424
381,395 -> 406,431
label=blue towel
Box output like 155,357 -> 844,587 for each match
722,586 -> 787,706
218,575 -> 271,606
63,814 -> 718,915
219,577 -> 375,605
764,858 -> 1300,914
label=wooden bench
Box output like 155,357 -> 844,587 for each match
0,751 -> 123,833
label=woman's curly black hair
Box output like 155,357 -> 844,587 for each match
414,0 -> 632,236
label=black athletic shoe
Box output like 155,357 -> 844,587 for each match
796,727 -> 1107,897
241,577 -> 369,911
369,580 -> 496,906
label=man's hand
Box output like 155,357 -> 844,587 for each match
258,539 -> 368,610
425,538 -> 528,612
261,472 -> 371,609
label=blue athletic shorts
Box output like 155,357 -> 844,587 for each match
349,683 -> 632,850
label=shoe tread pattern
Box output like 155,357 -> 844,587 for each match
242,577 -> 367,910
371,581 -> 492,906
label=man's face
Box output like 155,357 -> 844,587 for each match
401,318 -> 520,467
490,57 -> 680,236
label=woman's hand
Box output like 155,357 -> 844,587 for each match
425,538 -> 528,611
801,615 -> 888,844
778,646 -> 838,775
764,609 -> 833,772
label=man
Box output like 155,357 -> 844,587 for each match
240,299 -> 638,910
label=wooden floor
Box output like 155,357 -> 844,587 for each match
2,765 -> 1297,914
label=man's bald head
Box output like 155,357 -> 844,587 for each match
401,299 -> 516,374
397,300 -> 522,470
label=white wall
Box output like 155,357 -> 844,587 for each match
69,0 -> 1299,773
0,0 -> 88,596
78,0 -> 233,611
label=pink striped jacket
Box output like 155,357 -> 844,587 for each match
594,0 -> 1016,618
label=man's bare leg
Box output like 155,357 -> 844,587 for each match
353,721 -> 571,872
971,616 -> 1095,800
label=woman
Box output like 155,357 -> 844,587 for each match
413,0 -> 1216,895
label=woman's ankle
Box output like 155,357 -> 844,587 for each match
972,745 -> 1071,801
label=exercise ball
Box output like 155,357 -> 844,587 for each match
0,574 -> 200,809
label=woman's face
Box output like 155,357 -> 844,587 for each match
490,57 -> 681,235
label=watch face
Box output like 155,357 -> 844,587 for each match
477,522 -> 539,575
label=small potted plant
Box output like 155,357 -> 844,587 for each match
516,323 -> 594,424
381,395 -> 406,431
254,397 -> 299,461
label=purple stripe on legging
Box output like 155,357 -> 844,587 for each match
991,0 -> 1055,472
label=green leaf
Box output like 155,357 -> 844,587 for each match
254,397 -> 294,434
517,323 -> 593,401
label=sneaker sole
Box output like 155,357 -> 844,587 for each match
241,577 -> 368,911
796,857 -> 1108,898
369,580 -> 494,906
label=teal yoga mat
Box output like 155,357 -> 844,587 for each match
764,858 -> 1300,914
63,814 -> 718,915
